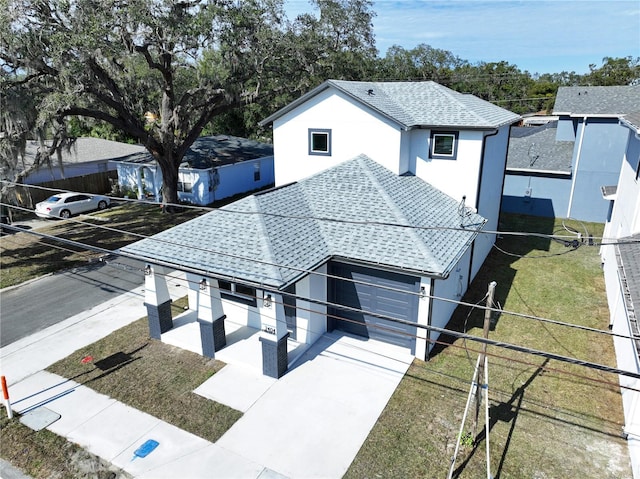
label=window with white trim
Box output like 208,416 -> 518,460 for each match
430,131 -> 459,159
309,128 -> 332,156
178,172 -> 193,193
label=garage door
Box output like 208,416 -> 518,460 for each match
328,262 -> 419,353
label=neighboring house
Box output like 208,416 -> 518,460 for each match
121,80 -> 520,378
7,138 -> 145,205
113,135 -> 274,205
601,112 -> 640,477
503,85 -> 640,222
19,137 -> 145,185
501,121 -> 574,217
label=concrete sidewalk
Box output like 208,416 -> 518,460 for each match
1,275 -> 412,478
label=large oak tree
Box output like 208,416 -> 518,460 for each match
1,0 -> 286,206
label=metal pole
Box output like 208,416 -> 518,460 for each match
447,356 -> 481,479
1,376 -> 13,419
484,356 -> 492,479
474,281 -> 496,435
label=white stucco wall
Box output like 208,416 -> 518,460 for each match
600,126 -> 640,478
428,247 -> 473,353
295,264 -> 329,345
272,88 -> 403,186
412,129 -> 484,207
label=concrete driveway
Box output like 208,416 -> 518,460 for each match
194,331 -> 413,479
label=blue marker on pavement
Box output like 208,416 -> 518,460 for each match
132,439 -> 159,461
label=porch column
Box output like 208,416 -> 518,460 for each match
196,277 -> 227,358
144,264 -> 173,339
259,291 -> 289,378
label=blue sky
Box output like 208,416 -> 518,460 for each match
284,0 -> 640,74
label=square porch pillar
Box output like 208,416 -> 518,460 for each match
259,292 -> 289,378
144,264 -> 173,339
194,276 -> 227,358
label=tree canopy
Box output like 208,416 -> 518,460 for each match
1,0 -> 288,205
1,0 -> 637,209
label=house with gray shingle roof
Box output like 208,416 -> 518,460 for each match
600,111 -> 640,465
503,85 -> 640,221
123,80 -> 518,378
260,79 -> 520,280
112,135 -> 274,205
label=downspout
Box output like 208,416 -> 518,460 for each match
567,116 -> 588,218
468,128 -> 500,285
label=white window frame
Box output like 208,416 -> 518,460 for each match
309,128 -> 332,156
430,131 -> 459,159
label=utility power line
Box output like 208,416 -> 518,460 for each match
2,201 -> 636,344
4,220 -> 639,385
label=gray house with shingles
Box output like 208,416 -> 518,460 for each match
122,156 -> 486,377
503,85 -> 640,222
122,80 -> 518,378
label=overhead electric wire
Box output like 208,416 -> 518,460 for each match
0,181 -> 616,243
5,220 -> 640,396
143,270 -> 640,394
3,200 -> 639,346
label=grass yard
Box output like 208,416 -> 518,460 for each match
346,214 -> 631,478
0,213 -> 632,478
0,202 -> 203,288
1,298 -> 241,478
46,303 -> 242,443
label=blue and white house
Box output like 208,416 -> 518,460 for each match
601,111 -> 640,477
113,135 -> 274,205
503,85 -> 640,222
121,80 -> 520,378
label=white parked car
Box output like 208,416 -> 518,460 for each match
35,192 -> 110,219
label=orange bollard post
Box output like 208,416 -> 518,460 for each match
1,375 -> 13,419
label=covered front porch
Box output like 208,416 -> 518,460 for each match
143,264 -> 327,378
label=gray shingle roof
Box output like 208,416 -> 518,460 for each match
118,135 -> 273,169
622,112 -> 640,133
260,80 -> 521,130
22,138 -> 146,168
120,155 -> 486,289
553,86 -> 640,116
506,122 -> 573,172
618,234 -> 640,327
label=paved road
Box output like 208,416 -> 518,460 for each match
0,256 -> 144,347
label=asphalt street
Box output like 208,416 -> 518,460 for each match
0,256 -> 144,347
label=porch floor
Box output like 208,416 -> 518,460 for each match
160,310 -> 310,373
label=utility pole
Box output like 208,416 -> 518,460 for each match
473,281 -> 496,436
449,281 -> 496,479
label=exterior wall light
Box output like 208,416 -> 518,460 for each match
263,293 -> 272,308
144,265 -> 151,276
420,286 -> 426,299
199,278 -> 207,291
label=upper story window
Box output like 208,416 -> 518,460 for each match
309,128 -> 332,156
430,131 -> 459,159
